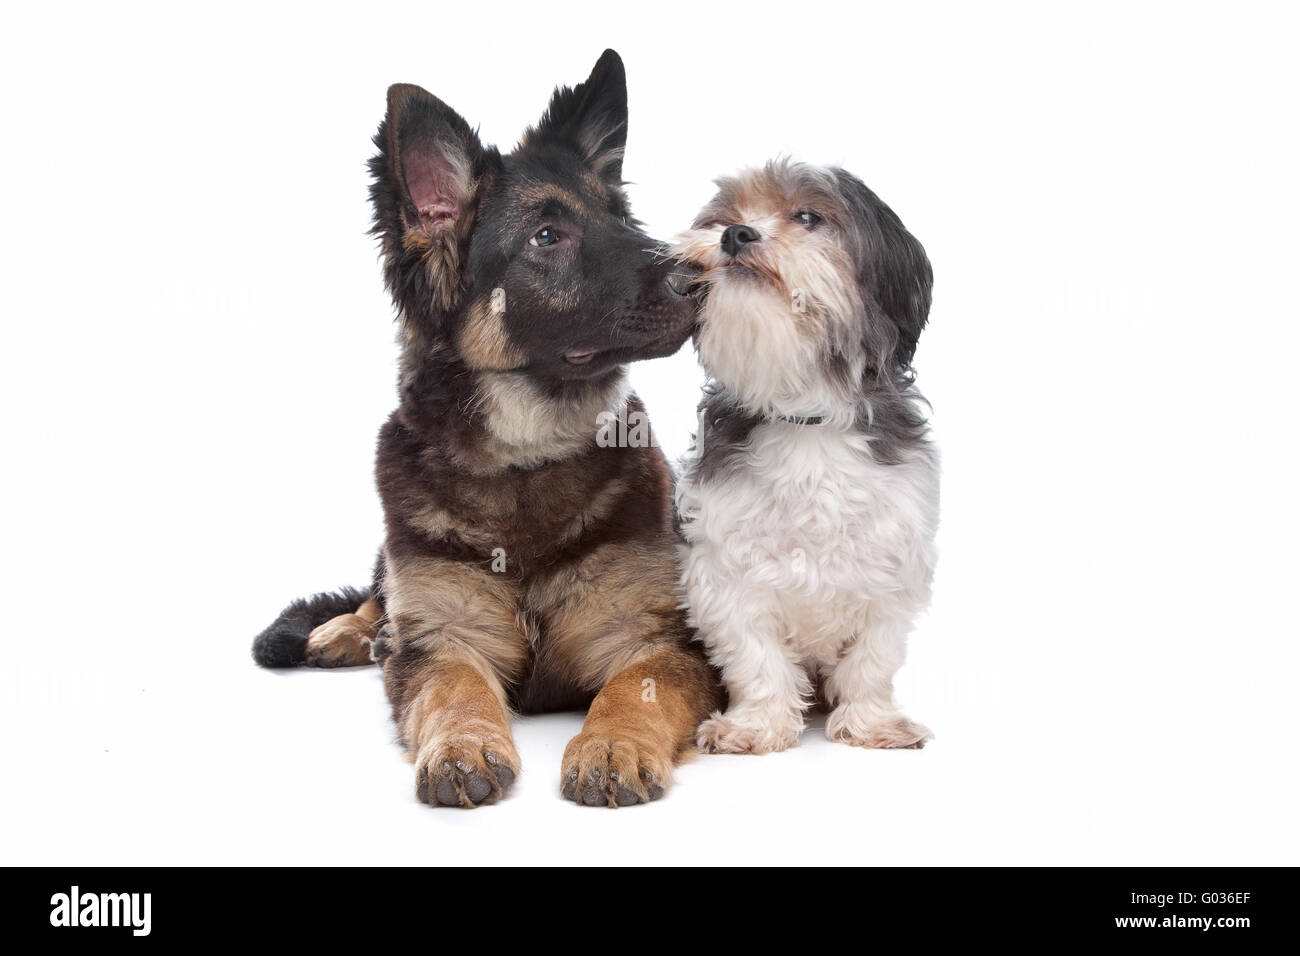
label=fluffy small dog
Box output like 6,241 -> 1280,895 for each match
673,160 -> 937,754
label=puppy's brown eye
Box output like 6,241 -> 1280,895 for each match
794,211 -> 822,229
530,226 -> 560,247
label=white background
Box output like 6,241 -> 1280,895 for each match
2,1 -> 1297,866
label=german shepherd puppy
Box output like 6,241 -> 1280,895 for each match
252,51 -> 720,808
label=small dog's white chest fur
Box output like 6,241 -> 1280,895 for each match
678,420 -> 938,667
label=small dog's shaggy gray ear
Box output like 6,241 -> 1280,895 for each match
832,168 -> 933,370
527,49 -> 628,184
875,211 -> 932,369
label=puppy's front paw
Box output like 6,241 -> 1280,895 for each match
697,711 -> 799,755
561,729 -> 671,808
304,614 -> 375,667
415,733 -> 519,808
827,711 -> 932,750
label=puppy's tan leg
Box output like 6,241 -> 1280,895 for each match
383,556 -> 528,807
304,600 -> 381,667
562,644 -> 719,807
395,643 -> 521,807
533,540 -> 721,807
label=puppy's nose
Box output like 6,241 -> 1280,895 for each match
720,224 -> 761,257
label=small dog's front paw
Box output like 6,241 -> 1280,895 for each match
415,733 -> 518,808
696,712 -> 799,755
304,614 -> 375,667
827,711 -> 933,750
561,730 -> 671,808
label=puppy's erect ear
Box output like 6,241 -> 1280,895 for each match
385,84 -> 481,230
371,84 -> 497,316
525,49 -> 628,184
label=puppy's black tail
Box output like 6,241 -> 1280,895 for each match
252,586 -> 371,668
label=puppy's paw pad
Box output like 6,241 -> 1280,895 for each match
415,735 -> 519,808
561,731 -> 669,808
696,713 -> 796,755
829,714 -> 932,750
304,614 -> 375,668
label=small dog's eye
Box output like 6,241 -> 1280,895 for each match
530,226 -> 560,247
794,211 -> 822,229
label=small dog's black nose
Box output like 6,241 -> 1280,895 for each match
720,224 -> 761,257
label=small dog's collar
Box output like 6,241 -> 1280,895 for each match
773,414 -> 827,426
